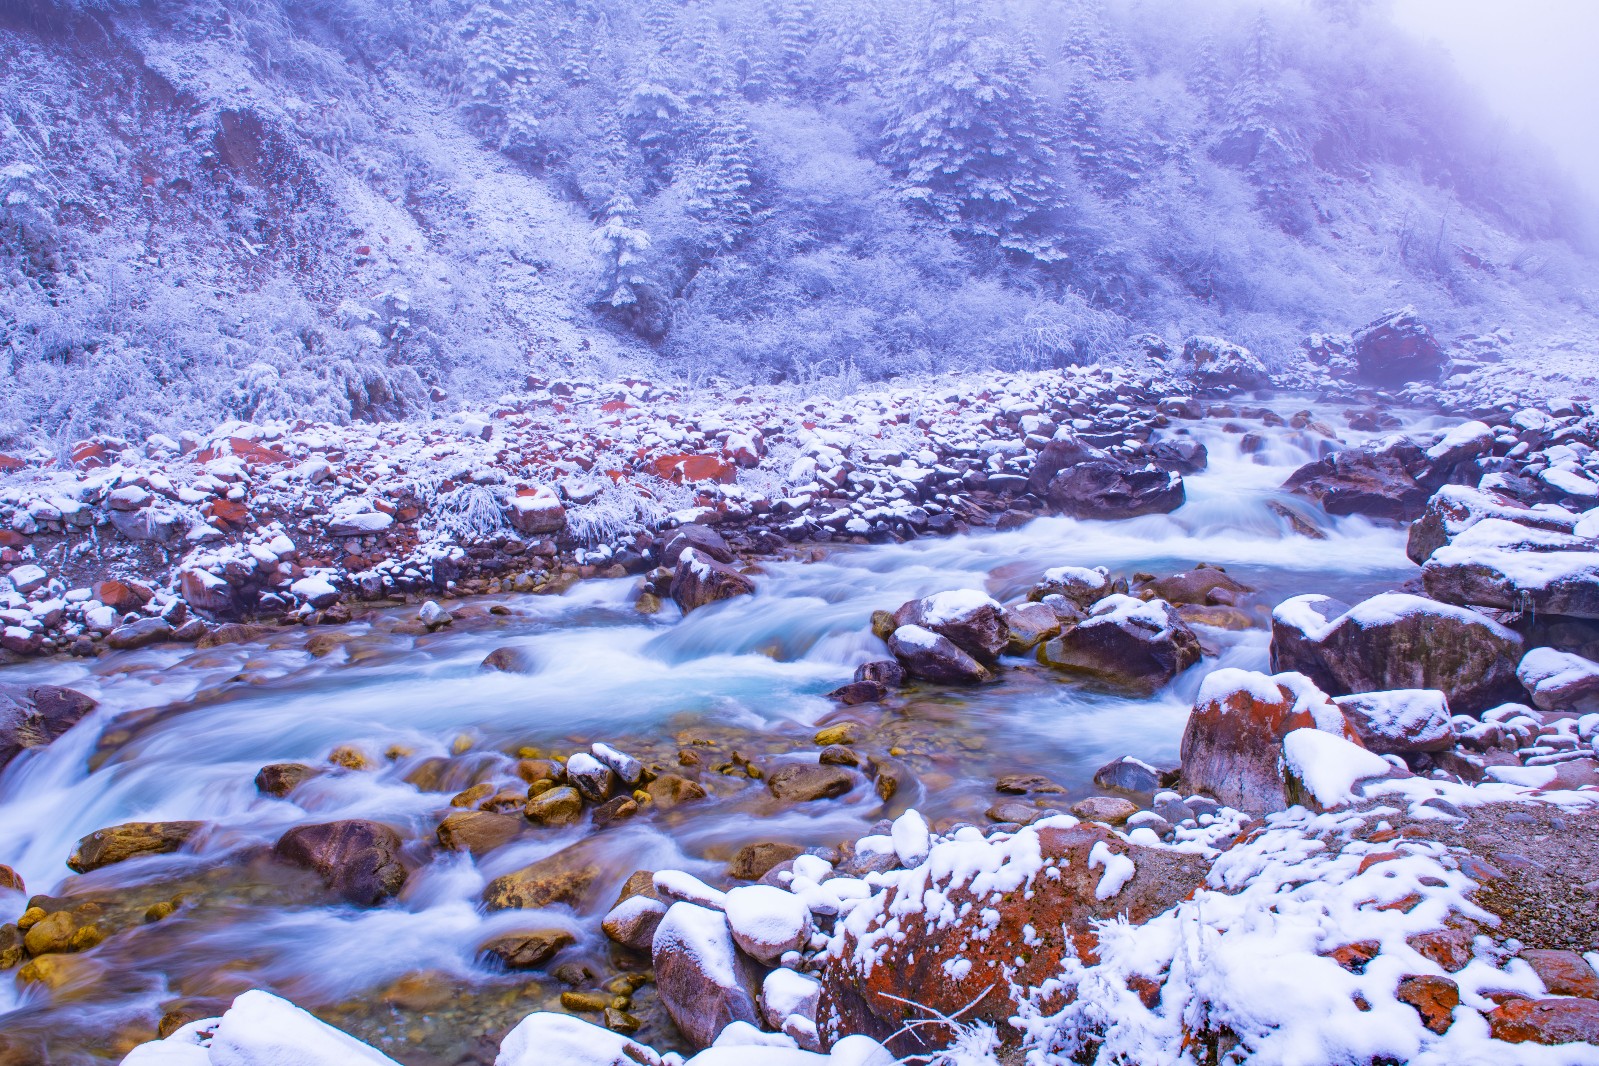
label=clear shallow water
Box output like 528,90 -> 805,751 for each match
0,398 -> 1440,1061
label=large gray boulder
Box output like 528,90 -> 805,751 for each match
0,684 -> 98,772
892,590 -> 1008,662
1350,307 -> 1445,387
670,548 -> 756,613
1270,592 -> 1524,714
1038,595 -> 1201,695
652,902 -> 762,1048
1422,519 -> 1599,620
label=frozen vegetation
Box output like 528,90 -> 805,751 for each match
2,0 -> 1598,447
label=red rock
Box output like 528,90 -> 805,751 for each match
273,820 -> 407,905
195,437 -> 290,467
1324,940 -> 1381,973
669,549 -> 755,613
1523,950 -> 1599,999
1407,920 -> 1477,973
204,499 -> 248,529
71,441 -> 109,468
0,863 -> 24,892
1178,669 -> 1361,813
818,823 -> 1207,1054
1488,997 -> 1599,1045
652,454 -> 736,484
94,580 -> 151,612
1397,974 -> 1459,1034
0,454 -> 24,472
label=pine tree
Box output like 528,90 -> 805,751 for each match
590,192 -> 653,309
453,2 -> 553,157
686,113 -> 756,251
1186,33 -> 1228,118
1060,0 -> 1134,81
1217,11 -> 1310,230
768,0 -> 817,90
623,63 -> 687,187
880,2 -> 1064,262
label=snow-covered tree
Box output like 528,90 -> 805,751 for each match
880,2 -> 1065,262
590,192 -> 653,309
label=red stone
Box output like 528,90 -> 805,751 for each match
1397,974 -> 1459,1034
0,454 -> 24,472
71,441 -> 108,468
204,499 -> 248,529
195,437 -> 289,467
1324,940 -> 1381,973
1488,997 -> 1599,1045
1523,950 -> 1599,999
94,580 -> 152,612
652,454 -> 736,484
1407,920 -> 1477,973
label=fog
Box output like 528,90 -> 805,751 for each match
1389,0 -> 1599,204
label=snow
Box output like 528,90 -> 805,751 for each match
653,902 -> 742,989
1518,647 -> 1599,710
496,1013 -> 654,1066
1281,727 -> 1395,808
889,623 -> 943,651
891,809 -> 932,867
918,589 -> 1001,626
761,968 -> 822,1030
724,885 -> 812,963
1197,666 -> 1289,707
1087,840 -> 1136,900
1344,592 -> 1520,642
1425,420 -> 1493,461
654,870 -> 729,911
121,990 -> 402,1066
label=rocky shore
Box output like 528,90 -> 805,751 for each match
5,313 -> 1599,1065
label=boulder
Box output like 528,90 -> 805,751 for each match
525,785 -> 585,827
723,884 -> 811,963
662,525 -> 735,566
1179,335 -> 1270,390
1024,433 -> 1106,498
1178,668 -> 1362,813
482,842 -> 603,912
767,763 -> 859,803
507,493 -> 566,536
273,820 -> 407,905
1282,437 -> 1438,522
670,548 -> 756,613
1138,566 -> 1252,607
1028,565 -> 1113,608
1037,596 -> 1201,695
436,810 -> 522,855
887,625 -> 993,684
892,590 -> 1008,662
1270,592 -> 1524,714
652,902 -> 762,1048
493,1012 -> 665,1066
1423,519 -> 1599,620
1517,648 -> 1599,713
254,762 -> 314,797
728,842 -> 805,882
68,821 -> 203,873
818,822 -> 1207,1054
853,660 -> 905,688
0,683 -> 97,772
602,894 -> 668,952
1487,998 -> 1599,1045
107,617 -> 175,650
1405,484 -> 1576,565
1092,755 -> 1167,795
644,774 -> 707,810
1070,795 -> 1138,824
1040,460 -> 1185,520
1003,602 -> 1061,654
565,752 -> 616,803
1331,689 -> 1454,754
480,928 -> 574,970
1350,307 -> 1445,387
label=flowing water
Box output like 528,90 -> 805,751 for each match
0,397 -> 1455,1063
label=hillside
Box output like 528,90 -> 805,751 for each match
2,0 -> 1596,449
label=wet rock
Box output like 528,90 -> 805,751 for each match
662,525 -> 735,566
652,902 -> 762,1048
68,821 -> 203,873
1092,755 -> 1166,795
1041,460 -> 1185,520
0,864 -> 22,893
483,844 -> 602,912
107,617 -> 175,650
591,795 -> 640,828
818,822 -> 1207,1054
507,493 -> 566,536
481,646 -> 537,673
815,722 -> 862,746
1488,997 -> 1599,1045
1028,565 -> 1113,608
1003,602 -> 1061,654
985,800 -> 1040,824
22,910 -> 78,956
481,929 -> 574,970
1282,437 -> 1436,521
887,624 -> 993,684
1178,669 -> 1361,813
1037,596 -> 1201,695
1070,796 -> 1138,824
273,820 -> 407,906
827,680 -> 886,705
437,810 -> 522,855
1522,949 -> 1599,998
1350,307 -> 1445,387
867,754 -> 914,802
565,753 -> 616,803
645,773 -> 707,810
767,763 -> 858,803
591,743 -> 644,785
1149,437 -> 1209,473
1396,975 -> 1459,1035
669,548 -> 756,613
1331,690 -> 1454,754
995,773 -> 1066,795
0,683 -> 98,772
525,785 -> 585,827
1138,566 -> 1252,607
602,894 -> 668,952
418,600 -> 452,630
254,762 -> 314,797
892,590 -> 1009,662
1179,335 -> 1270,390
819,745 -> 859,767
728,842 -> 804,881
1270,592 -> 1524,714
854,660 -> 905,688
